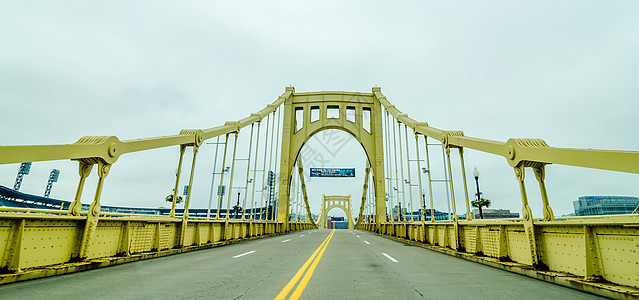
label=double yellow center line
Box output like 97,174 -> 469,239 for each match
275,229 -> 335,300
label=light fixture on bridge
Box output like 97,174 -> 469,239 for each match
473,167 -> 484,219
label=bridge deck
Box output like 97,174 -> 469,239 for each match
0,229 -> 599,299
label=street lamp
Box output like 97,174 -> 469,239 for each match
422,193 -> 426,221
473,167 -> 484,219
234,192 -> 241,219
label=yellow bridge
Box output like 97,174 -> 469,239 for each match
0,87 -> 637,299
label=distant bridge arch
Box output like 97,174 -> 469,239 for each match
319,194 -> 354,229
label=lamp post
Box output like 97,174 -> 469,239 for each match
234,192 -> 241,219
473,167 -> 484,219
422,193 -> 426,221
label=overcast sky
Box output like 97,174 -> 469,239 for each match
1,1 -> 638,219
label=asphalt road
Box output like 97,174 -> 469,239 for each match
0,229 -> 601,299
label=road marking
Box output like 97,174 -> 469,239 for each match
364,241 -> 370,245
290,230 -> 335,299
356,235 -> 360,238
282,239 -> 291,243
232,251 -> 256,258
300,235 -> 305,237
382,253 -> 398,263
275,230 -> 335,300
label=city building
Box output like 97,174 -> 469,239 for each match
471,208 -> 519,219
573,196 -> 639,216
392,205 -> 408,220
326,216 -> 348,229
415,209 -> 450,221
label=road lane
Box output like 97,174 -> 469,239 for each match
276,230 -> 335,300
301,229 -> 601,299
0,229 -> 326,300
0,229 -> 602,299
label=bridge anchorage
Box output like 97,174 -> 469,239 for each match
0,87 -> 637,298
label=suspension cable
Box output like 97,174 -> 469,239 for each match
369,172 -> 374,223
260,113 -> 271,221
403,124 -> 414,221
272,105 -> 282,221
366,172 -> 375,223
215,134 -> 230,220
414,133 -> 424,222
206,136 -> 221,219
289,165 -> 295,222
291,163 -> 296,222
394,119 -> 405,222
445,146 -> 458,222
267,109 -> 276,221
249,120 -> 262,221
226,132 -> 239,221
364,181 -> 368,224
384,110 -> 395,223
297,164 -> 302,222
241,123 -> 255,220
170,146 -> 186,218
182,145 -> 199,221
372,172 -> 376,223
423,136 -> 435,221
459,148 -> 472,221
441,144 -> 452,220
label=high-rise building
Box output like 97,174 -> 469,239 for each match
573,196 -> 639,216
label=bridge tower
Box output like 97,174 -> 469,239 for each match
319,194 -> 354,229
277,87 -> 387,230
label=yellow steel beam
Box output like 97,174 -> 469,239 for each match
295,156 -> 317,228
354,162 -> 371,228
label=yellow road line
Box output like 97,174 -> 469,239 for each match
274,230 -> 335,300
289,229 -> 334,299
